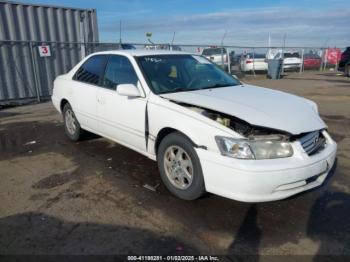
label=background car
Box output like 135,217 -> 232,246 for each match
119,43 -> 136,50
303,53 -> 322,69
239,53 -> 267,72
324,48 -> 342,66
338,47 -> 350,77
266,49 -> 302,71
282,51 -> 302,71
201,47 -> 228,70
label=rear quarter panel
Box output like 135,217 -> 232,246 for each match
52,75 -> 72,113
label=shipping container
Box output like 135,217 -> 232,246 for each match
0,0 -> 98,104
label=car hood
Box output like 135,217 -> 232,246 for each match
161,85 -> 326,135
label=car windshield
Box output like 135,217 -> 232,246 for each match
137,54 -> 240,94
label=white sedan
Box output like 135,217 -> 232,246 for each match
52,50 -> 337,202
239,53 -> 268,72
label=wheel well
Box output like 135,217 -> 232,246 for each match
154,128 -> 196,156
60,99 -> 69,112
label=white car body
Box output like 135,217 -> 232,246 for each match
52,50 -> 337,202
283,56 -> 303,70
266,49 -> 302,70
240,54 -> 268,72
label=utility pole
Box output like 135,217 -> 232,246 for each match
282,34 -> 287,74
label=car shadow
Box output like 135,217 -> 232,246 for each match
0,212 -> 199,255
307,191 -> 350,259
1,118 -> 350,257
227,204 -> 261,260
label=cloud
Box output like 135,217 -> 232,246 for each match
99,7 -> 350,47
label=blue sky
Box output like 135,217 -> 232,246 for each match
18,0 -> 350,47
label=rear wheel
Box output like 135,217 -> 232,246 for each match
63,103 -> 83,141
157,132 -> 205,200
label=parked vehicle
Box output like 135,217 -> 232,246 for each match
144,44 -> 181,51
239,53 -> 268,72
266,49 -> 302,70
338,47 -> 350,77
231,53 -> 241,66
119,43 -> 136,50
171,45 -> 182,51
303,53 -> 322,69
52,50 -> 337,202
282,51 -> 302,70
202,47 -> 228,70
324,48 -> 342,66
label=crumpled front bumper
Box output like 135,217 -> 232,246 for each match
196,131 -> 337,202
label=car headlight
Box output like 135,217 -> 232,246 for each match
215,136 -> 293,160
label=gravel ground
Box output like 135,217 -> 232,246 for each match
0,71 -> 350,257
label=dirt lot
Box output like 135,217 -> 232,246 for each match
1,71 -> 350,257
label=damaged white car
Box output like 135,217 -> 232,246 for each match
52,50 -> 337,202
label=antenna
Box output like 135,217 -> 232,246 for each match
171,32 -> 176,45
119,20 -> 122,44
170,32 -> 176,51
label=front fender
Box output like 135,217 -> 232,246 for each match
147,97 -> 235,156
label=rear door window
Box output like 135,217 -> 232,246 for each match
74,55 -> 108,85
102,55 -> 139,90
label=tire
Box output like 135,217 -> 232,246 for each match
63,103 -> 83,141
346,64 -> 350,77
157,132 -> 205,200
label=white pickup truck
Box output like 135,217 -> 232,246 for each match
201,47 -> 228,70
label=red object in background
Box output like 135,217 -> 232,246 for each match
325,48 -> 342,65
303,54 -> 322,69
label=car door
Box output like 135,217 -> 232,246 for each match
71,55 -> 108,131
97,55 -> 147,152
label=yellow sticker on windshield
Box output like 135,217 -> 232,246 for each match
169,66 -> 177,78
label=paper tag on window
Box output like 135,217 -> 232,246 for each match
192,55 -> 211,64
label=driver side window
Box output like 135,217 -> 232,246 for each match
102,55 -> 138,90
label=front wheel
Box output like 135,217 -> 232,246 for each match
157,132 -> 205,200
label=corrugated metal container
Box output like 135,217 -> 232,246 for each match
0,1 -> 99,104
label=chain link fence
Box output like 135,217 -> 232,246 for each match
0,40 -> 346,105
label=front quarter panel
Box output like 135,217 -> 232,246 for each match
147,93 -> 238,156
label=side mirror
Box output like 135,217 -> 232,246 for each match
117,84 -> 141,97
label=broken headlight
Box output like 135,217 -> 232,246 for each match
215,136 -> 293,160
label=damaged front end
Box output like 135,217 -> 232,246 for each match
169,101 -> 327,159
179,103 -> 326,160
181,103 -> 291,139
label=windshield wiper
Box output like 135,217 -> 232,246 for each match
158,83 -> 235,94
159,87 -> 198,94
200,83 -> 234,90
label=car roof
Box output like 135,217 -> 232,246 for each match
90,49 -> 192,57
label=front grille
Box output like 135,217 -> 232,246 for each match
299,130 -> 326,156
